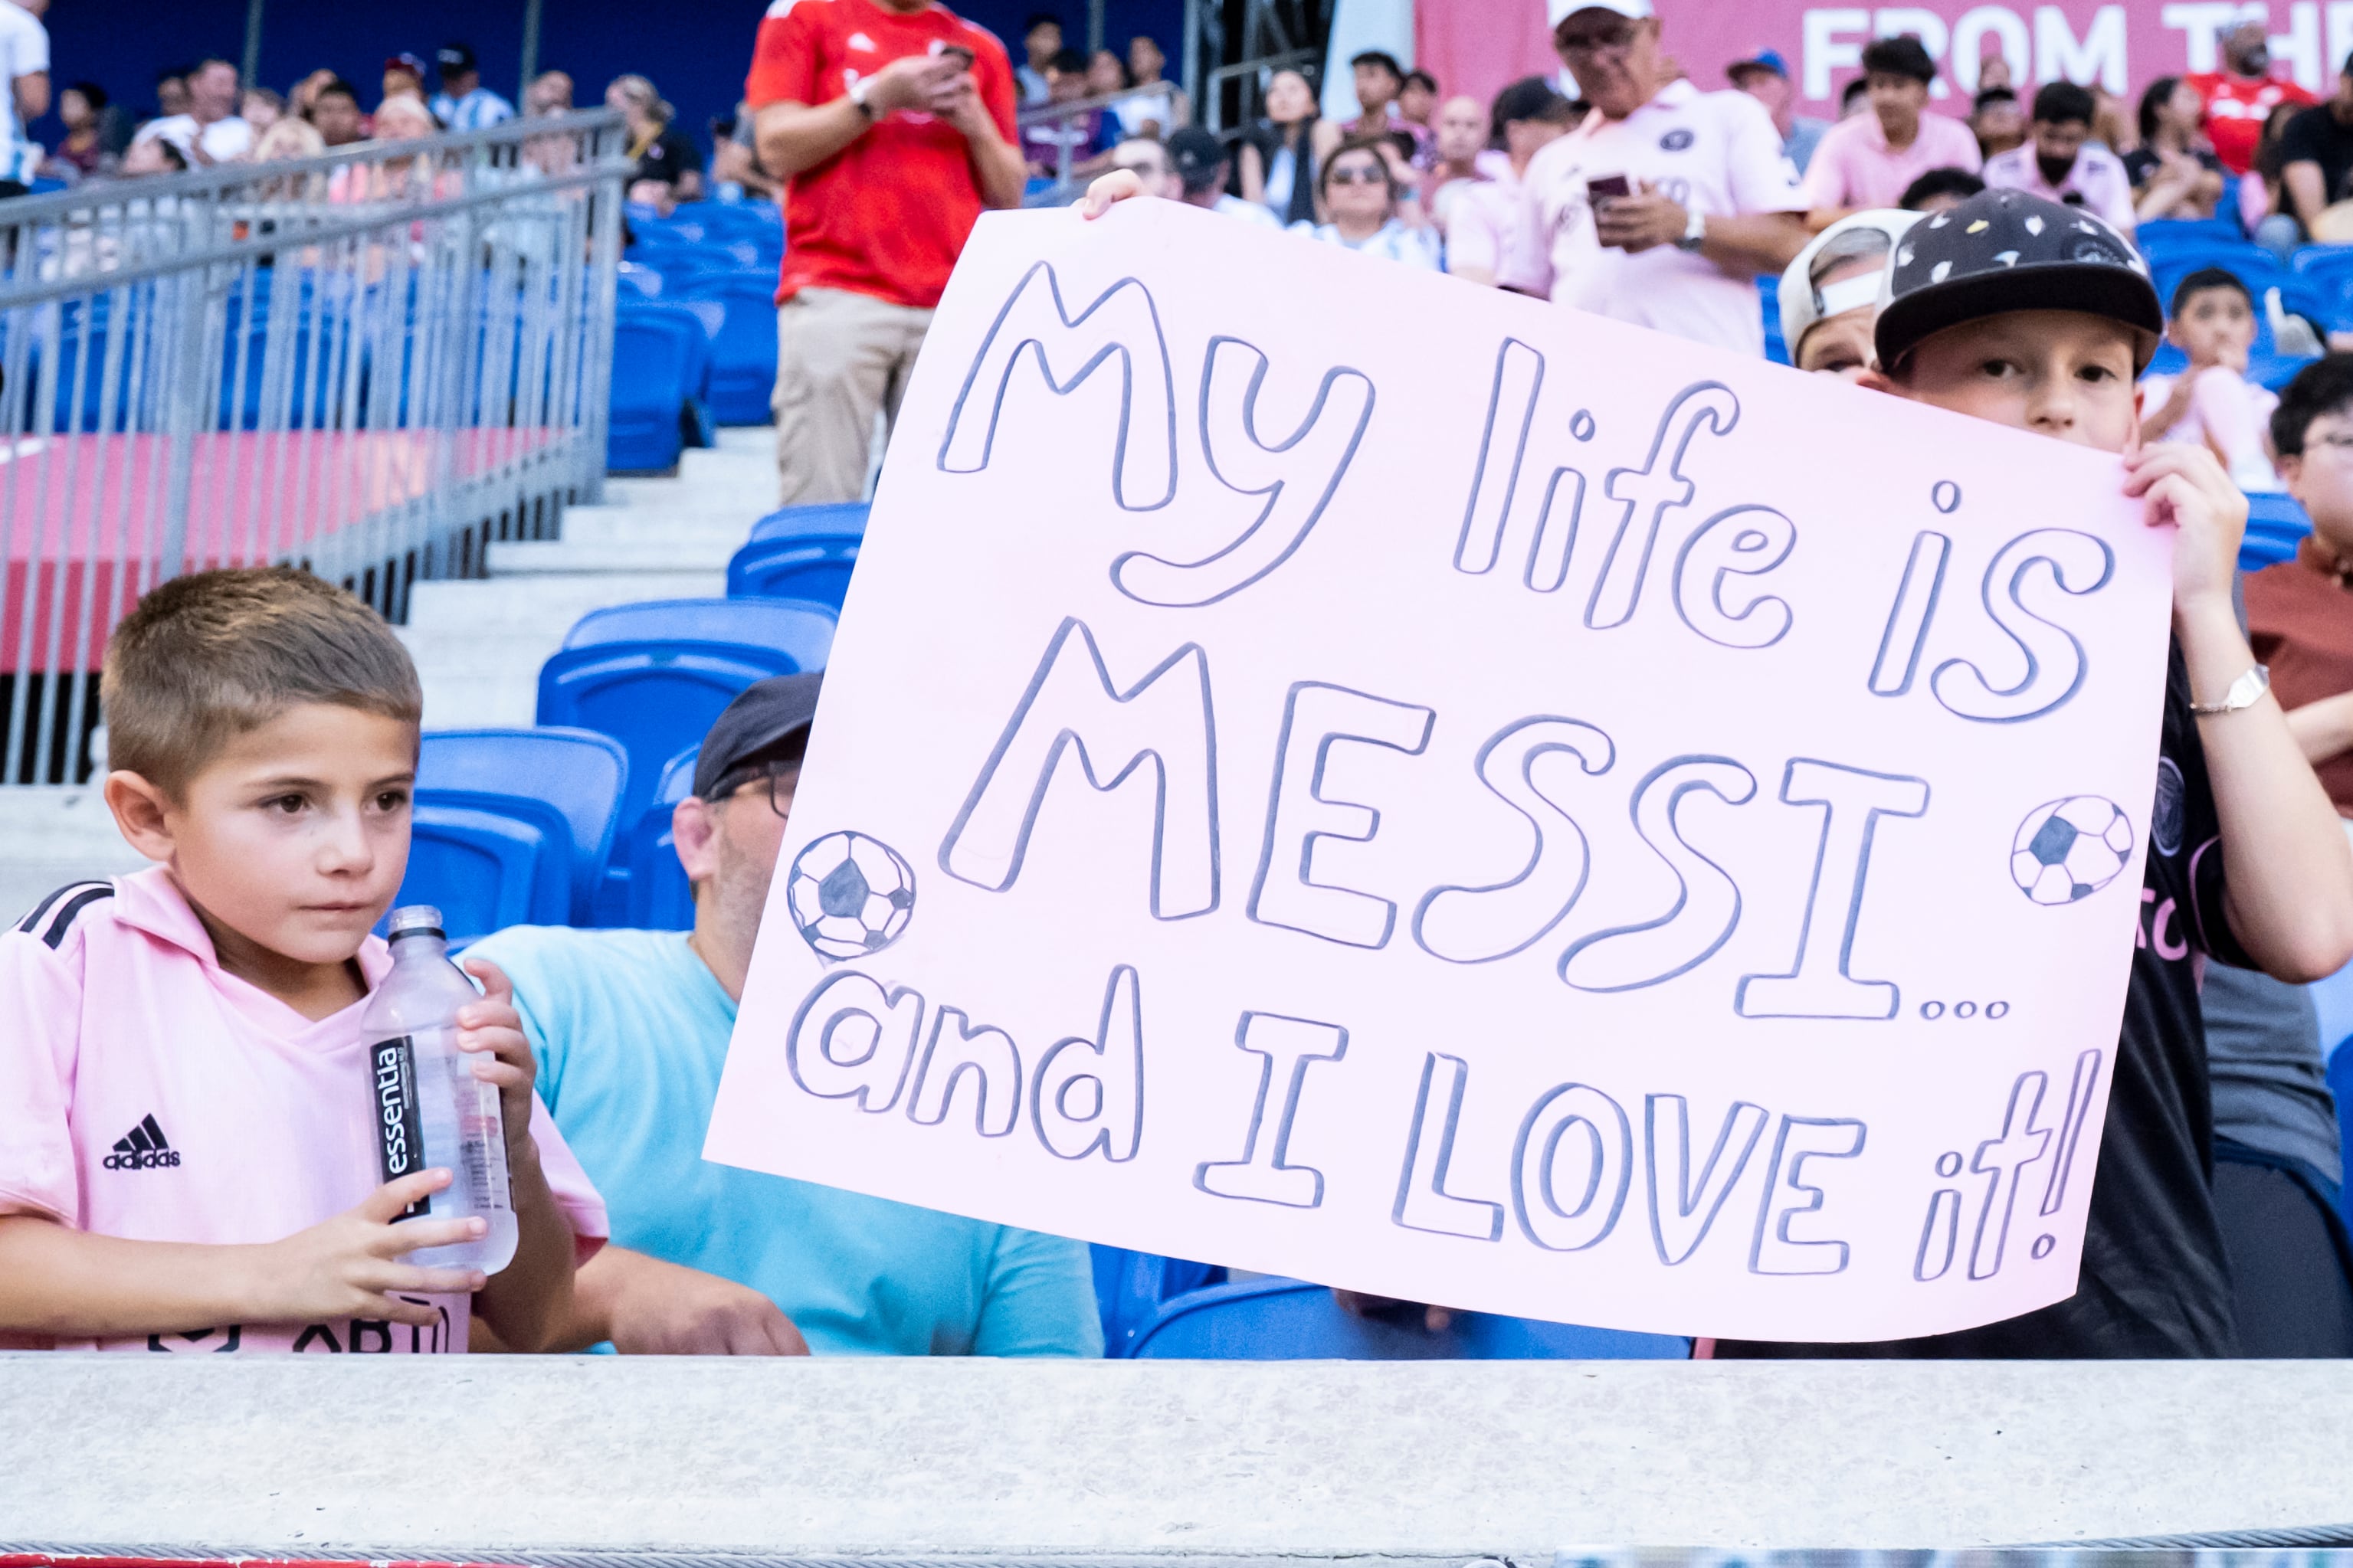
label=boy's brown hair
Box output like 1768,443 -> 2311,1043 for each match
100,566 -> 421,796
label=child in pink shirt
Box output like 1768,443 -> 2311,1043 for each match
2139,267 -> 2285,494
0,567 -> 605,1353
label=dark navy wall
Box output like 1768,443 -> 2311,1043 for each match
38,0 -> 1185,150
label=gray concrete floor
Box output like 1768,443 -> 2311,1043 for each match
2,1356 -> 2348,1554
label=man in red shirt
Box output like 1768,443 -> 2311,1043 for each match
748,0 -> 1026,505
2188,18 -> 2315,176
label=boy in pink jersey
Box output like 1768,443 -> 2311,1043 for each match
0,567 -> 605,1353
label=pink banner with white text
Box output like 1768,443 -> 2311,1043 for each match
1416,1 -> 2352,118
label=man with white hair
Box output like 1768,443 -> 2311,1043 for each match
1504,0 -> 1807,355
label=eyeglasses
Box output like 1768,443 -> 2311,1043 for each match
1328,164 -> 1388,185
712,758 -> 800,820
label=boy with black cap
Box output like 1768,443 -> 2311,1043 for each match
466,676 -> 1104,1357
1718,188 -> 2353,1359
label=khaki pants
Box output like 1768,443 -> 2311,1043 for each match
772,285 -> 935,506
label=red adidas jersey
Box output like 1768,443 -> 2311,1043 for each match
2186,68 -> 2315,175
745,0 -> 1018,309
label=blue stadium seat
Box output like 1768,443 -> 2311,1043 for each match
749,500 -> 872,542
2138,214 -> 2249,250
728,502 -> 868,609
536,597 -> 837,868
417,728 -> 631,925
2329,1032 -> 2353,1239
1122,1276 -> 1690,1360
395,800 -> 570,945
625,744 -> 701,930
607,309 -> 693,472
2242,491 -> 2313,570
671,270 -> 781,426
1758,274 -> 1788,367
1091,1246 -> 1228,1356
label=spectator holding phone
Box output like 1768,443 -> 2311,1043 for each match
1506,0 -> 1807,355
749,0 -> 1024,506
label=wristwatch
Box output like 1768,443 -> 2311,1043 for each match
847,75 -> 878,119
1676,206 -> 1706,250
2191,663 -> 2269,715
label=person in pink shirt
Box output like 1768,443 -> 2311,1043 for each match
1799,34 -> 1981,214
1982,80 -> 2137,236
0,568 -> 606,1354
1444,76 -> 1578,288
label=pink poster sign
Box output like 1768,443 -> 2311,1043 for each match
705,201 -> 2180,1343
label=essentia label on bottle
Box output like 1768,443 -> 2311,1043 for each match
369,1035 -> 430,1218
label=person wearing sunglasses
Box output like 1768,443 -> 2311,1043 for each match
1502,0 -> 1807,351
1297,135 -> 1440,268
463,675 -> 1104,1360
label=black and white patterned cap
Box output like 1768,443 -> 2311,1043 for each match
1873,188 -> 2161,372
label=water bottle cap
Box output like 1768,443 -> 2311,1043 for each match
386,905 -> 447,941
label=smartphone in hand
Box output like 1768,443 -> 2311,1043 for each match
1587,174 -> 1631,247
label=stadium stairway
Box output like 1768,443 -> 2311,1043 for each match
0,428 -> 779,916
399,427 -> 775,728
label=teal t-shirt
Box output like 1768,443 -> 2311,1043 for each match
464,925 -> 1103,1357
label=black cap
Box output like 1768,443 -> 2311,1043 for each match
693,673 -> 824,799
1874,188 -> 2161,373
1166,127 -> 1228,190
436,43 -> 477,74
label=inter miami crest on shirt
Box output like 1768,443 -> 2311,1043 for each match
103,1113 -> 180,1170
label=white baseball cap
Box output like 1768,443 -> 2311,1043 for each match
1550,0 -> 1653,24
1778,209 -> 1921,364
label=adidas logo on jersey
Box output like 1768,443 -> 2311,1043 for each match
104,1113 -> 181,1170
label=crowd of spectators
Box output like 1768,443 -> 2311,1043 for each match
21,0 -> 2353,1371
0,8 -> 717,209
713,0 -> 2353,1364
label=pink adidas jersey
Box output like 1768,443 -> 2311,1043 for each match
0,867 -> 608,1353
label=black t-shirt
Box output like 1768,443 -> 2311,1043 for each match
1720,645 -> 2249,1360
633,124 -> 705,188
2122,146 -> 2223,189
2280,104 -> 2353,205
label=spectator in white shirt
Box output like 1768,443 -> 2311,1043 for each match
1506,0 -> 1807,355
1167,126 -> 1278,227
0,0 -> 48,194
1447,76 -> 1577,287
1982,80 -> 2137,235
429,43 -> 516,133
133,56 -> 252,165
1296,136 -> 1439,268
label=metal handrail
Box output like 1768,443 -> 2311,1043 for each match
0,108 -> 631,784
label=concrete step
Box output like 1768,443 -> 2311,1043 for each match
402,567 -> 726,730
487,533 -> 745,574
404,571 -> 726,637
0,787 -> 156,921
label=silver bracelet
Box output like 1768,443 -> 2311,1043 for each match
2191,663 -> 2269,715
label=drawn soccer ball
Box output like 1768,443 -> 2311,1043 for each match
785,831 -> 916,959
2008,796 -> 2135,906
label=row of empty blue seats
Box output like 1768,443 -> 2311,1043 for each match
608,203 -> 785,468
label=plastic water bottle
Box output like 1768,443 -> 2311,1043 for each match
359,905 -> 516,1274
